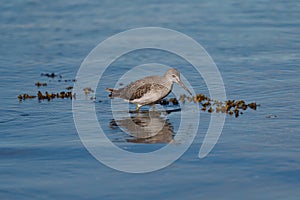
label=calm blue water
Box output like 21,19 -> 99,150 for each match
1,0 -> 300,199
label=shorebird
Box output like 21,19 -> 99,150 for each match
106,68 -> 192,111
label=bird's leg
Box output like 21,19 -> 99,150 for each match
151,104 -> 156,111
135,105 -> 141,112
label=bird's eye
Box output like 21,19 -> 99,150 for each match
172,74 -> 176,77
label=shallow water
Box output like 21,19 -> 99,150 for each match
1,0 -> 300,199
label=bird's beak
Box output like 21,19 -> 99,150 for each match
177,80 -> 192,95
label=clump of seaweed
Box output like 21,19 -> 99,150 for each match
159,99 -> 169,105
41,72 -> 61,78
18,93 -> 36,101
58,79 -> 76,83
159,93 -> 259,118
83,87 -> 94,95
38,91 -> 75,101
18,91 -> 75,102
41,72 -> 76,83
65,86 -> 73,90
169,98 -> 179,105
35,82 -> 47,87
18,72 -> 76,102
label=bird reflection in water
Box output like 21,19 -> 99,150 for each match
110,110 -> 177,144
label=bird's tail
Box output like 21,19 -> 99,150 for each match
106,88 -> 120,98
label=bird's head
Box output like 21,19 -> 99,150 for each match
165,68 -> 192,95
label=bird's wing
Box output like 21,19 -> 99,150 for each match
128,83 -> 153,100
119,77 -> 167,100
